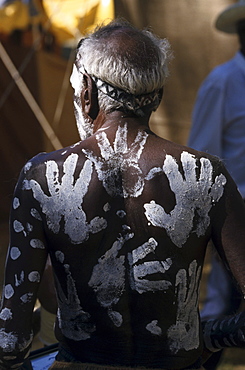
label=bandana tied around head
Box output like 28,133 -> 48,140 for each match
70,63 -> 162,117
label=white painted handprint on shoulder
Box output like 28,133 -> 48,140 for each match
23,154 -> 107,244
144,152 -> 227,247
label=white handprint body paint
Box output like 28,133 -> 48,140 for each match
89,234 -> 172,326
128,237 -> 172,294
23,154 -> 107,244
82,124 -> 148,198
168,260 -> 201,353
88,231 -> 134,327
55,264 -> 96,341
144,152 -> 227,247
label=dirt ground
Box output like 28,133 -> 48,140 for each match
0,222 -> 245,369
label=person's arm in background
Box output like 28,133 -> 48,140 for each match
188,75 -> 225,158
0,157 -> 48,369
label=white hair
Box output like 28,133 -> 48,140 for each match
74,20 -> 172,115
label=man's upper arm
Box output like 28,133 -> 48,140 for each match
211,163 -> 245,295
0,159 -> 48,368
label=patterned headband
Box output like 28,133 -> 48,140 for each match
93,75 -> 162,117
74,62 -> 162,117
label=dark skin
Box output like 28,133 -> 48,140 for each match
1,29 -> 245,370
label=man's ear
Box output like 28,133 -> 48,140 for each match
81,73 -> 99,120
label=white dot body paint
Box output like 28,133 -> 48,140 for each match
26,223 -> 33,233
146,320 -> 162,336
23,154 -> 107,244
144,152 -> 227,247
10,247 -> 21,260
13,197 -> 20,210
30,239 -> 45,249
103,203 -> 111,212
28,271 -> 40,283
167,260 -> 201,354
108,310 -> 123,327
4,285 -> 14,299
13,220 -> 24,233
116,210 -> 126,218
0,308 -> 12,321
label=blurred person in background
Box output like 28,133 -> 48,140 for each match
188,1 -> 245,368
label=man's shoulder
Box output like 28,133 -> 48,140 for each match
20,141 -> 86,179
176,144 -> 225,171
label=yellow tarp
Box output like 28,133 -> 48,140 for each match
0,1 -> 30,34
42,0 -> 114,43
0,0 -> 114,44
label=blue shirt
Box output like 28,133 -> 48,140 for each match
188,51 -> 245,198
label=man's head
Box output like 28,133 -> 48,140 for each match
70,19 -> 171,140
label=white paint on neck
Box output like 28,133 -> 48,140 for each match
83,124 -> 148,198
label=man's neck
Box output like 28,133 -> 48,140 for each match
93,110 -> 151,135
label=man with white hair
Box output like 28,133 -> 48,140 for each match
1,19 -> 245,370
